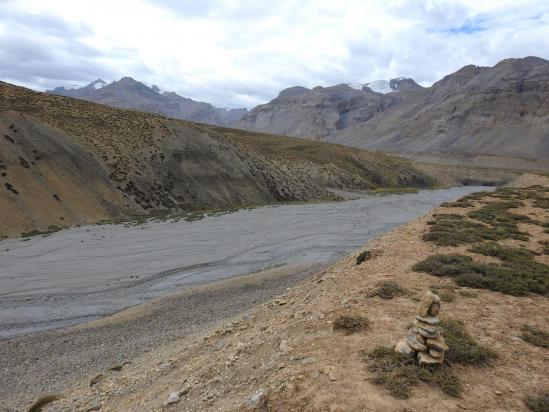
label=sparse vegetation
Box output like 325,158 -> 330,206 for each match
412,243 -> 549,296
521,325 -> 549,349
441,319 -> 497,365
423,202 -> 531,246
524,393 -> 549,412
364,346 -> 460,398
364,319 -> 494,399
333,314 -> 369,334
368,281 -> 405,299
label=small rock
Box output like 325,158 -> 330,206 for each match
395,339 -> 416,356
166,392 -> 181,404
301,357 -> 316,365
248,389 -> 268,408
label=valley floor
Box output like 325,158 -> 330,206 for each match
3,185 -> 549,412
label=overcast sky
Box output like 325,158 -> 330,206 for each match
1,0 -> 549,108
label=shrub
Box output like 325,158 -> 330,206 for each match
333,315 -> 369,334
368,281 -> 405,299
356,250 -> 372,265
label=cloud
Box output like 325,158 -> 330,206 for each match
1,0 -> 549,107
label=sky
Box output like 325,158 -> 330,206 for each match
1,0 -> 549,108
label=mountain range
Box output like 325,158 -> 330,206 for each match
45,56 -> 549,171
48,77 -> 248,127
238,57 -> 549,171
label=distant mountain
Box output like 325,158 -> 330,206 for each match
331,56 -> 549,170
236,77 -> 422,138
48,77 -> 247,127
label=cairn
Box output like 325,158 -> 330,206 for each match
395,291 -> 448,364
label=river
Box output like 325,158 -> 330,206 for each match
0,186 -> 488,338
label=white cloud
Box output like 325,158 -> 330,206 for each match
1,0 -> 549,107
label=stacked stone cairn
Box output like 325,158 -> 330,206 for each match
395,291 -> 449,364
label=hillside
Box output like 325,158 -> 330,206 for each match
0,81 -> 434,239
48,77 -> 247,127
15,185 -> 548,411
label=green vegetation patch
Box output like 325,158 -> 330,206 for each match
424,186 -> 549,247
363,319 -> 494,399
333,314 -> 369,335
423,202 -> 531,246
525,393 -> 549,412
368,281 -> 405,299
412,243 -> 549,296
521,325 -> 549,349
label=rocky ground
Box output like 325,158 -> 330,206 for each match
10,185 -> 547,412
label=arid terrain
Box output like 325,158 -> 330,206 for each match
4,182 -> 547,412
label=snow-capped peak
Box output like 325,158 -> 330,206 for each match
364,80 -> 394,94
88,79 -> 107,90
347,78 -> 406,94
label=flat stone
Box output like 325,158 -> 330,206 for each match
414,318 -> 437,333
406,334 -> 427,352
417,334 -> 426,345
395,339 -> 415,357
414,326 -> 440,339
426,336 -> 449,352
418,352 -> 444,365
429,348 -> 444,359
415,315 -> 440,325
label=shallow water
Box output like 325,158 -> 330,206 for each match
0,186 -> 489,338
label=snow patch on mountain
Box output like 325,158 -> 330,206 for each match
364,80 -> 394,94
346,83 -> 364,90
